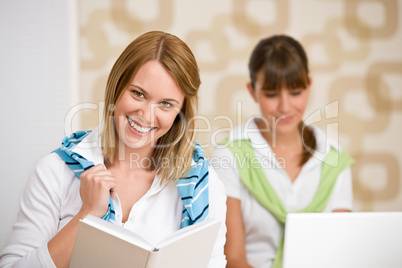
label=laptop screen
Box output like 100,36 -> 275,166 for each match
283,212 -> 402,268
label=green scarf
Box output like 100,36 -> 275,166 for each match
225,139 -> 354,268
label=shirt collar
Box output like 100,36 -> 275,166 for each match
228,117 -> 340,165
71,126 -> 104,166
229,117 -> 265,141
228,117 -> 272,156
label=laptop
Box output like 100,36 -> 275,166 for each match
283,212 -> 402,268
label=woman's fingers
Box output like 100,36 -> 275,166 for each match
79,164 -> 117,218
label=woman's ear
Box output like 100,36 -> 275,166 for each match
247,82 -> 258,102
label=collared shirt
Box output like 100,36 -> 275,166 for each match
0,127 -> 227,268
211,118 -> 353,268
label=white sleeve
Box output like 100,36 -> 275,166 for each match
210,146 -> 242,200
207,167 -> 227,268
0,154 -> 65,268
324,167 -> 353,212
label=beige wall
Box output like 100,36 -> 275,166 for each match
77,0 -> 402,212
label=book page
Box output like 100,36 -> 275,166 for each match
147,219 -> 222,268
156,218 -> 221,248
70,220 -> 151,268
82,214 -> 153,250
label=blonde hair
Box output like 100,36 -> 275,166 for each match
101,31 -> 200,183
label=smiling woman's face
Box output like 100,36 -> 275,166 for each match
113,60 -> 185,151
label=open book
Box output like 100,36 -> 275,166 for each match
69,215 -> 221,268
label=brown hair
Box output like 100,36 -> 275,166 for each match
101,31 -> 200,183
248,35 -> 316,166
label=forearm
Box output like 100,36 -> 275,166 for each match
48,164 -> 117,267
47,211 -> 88,268
333,209 -> 351,212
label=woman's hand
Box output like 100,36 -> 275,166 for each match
79,164 -> 117,218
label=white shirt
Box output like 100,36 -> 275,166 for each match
0,127 -> 227,268
210,119 -> 353,268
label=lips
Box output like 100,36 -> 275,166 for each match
276,115 -> 293,123
126,116 -> 154,133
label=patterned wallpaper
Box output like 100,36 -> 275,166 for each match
77,0 -> 402,212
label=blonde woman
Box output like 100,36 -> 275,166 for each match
0,31 -> 227,268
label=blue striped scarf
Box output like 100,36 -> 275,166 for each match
53,130 -> 209,228
176,142 -> 210,227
